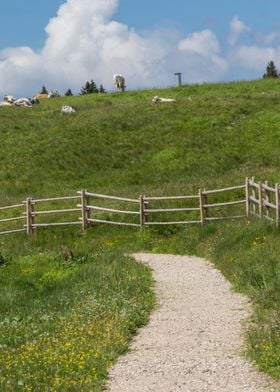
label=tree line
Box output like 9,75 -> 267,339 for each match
39,79 -> 106,97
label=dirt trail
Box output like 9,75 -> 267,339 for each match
106,253 -> 279,392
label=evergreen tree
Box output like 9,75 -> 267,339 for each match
99,84 -> 107,93
263,60 -> 279,78
80,80 -> 99,95
40,85 -> 48,94
80,81 -> 90,95
65,88 -> 73,96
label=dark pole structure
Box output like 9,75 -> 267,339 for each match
174,72 -> 182,86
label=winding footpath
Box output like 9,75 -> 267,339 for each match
106,253 -> 279,392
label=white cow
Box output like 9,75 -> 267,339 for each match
1,96 -> 37,107
113,74 -> 125,92
3,95 -> 15,104
48,90 -> 60,98
14,98 -> 32,107
152,96 -> 176,103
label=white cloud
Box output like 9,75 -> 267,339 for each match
178,30 -> 219,56
228,16 -> 250,46
230,45 -> 280,71
255,31 -> 280,45
225,17 -> 280,77
178,30 -> 228,80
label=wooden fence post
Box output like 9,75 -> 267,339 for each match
275,183 -> 279,228
139,195 -> 145,228
25,197 -> 35,235
264,180 -> 271,220
258,181 -> 263,218
251,176 -> 256,215
143,196 -> 149,226
199,189 -> 205,224
245,177 -> 250,217
80,189 -> 88,231
203,189 -> 209,220
86,191 -> 91,225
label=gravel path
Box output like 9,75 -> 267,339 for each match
106,253 -> 279,392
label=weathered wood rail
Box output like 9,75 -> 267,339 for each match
0,177 -> 279,235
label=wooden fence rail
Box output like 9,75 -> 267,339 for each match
0,203 -> 25,235
0,177 -> 279,236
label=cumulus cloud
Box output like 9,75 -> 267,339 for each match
228,16 -> 250,46
225,17 -> 280,74
178,30 -> 220,56
230,45 -> 280,71
1,1 -> 280,97
255,31 -> 280,46
177,30 -> 228,81
0,0 -> 230,97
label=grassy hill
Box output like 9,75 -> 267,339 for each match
1,78 -> 280,201
1,79 -> 280,390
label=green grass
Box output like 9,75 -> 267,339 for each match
1,79 -> 280,201
0,248 -> 155,391
1,78 -> 280,389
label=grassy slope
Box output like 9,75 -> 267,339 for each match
1,78 -> 280,388
1,79 -> 280,201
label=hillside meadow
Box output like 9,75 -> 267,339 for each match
0,79 -> 280,390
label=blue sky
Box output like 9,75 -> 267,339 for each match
1,0 -> 280,96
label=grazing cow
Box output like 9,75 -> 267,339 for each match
48,90 -> 60,98
113,74 -> 125,92
3,95 -> 15,104
152,96 -> 176,103
33,93 -> 49,99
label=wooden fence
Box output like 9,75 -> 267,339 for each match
246,177 -> 280,226
0,177 -> 279,235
